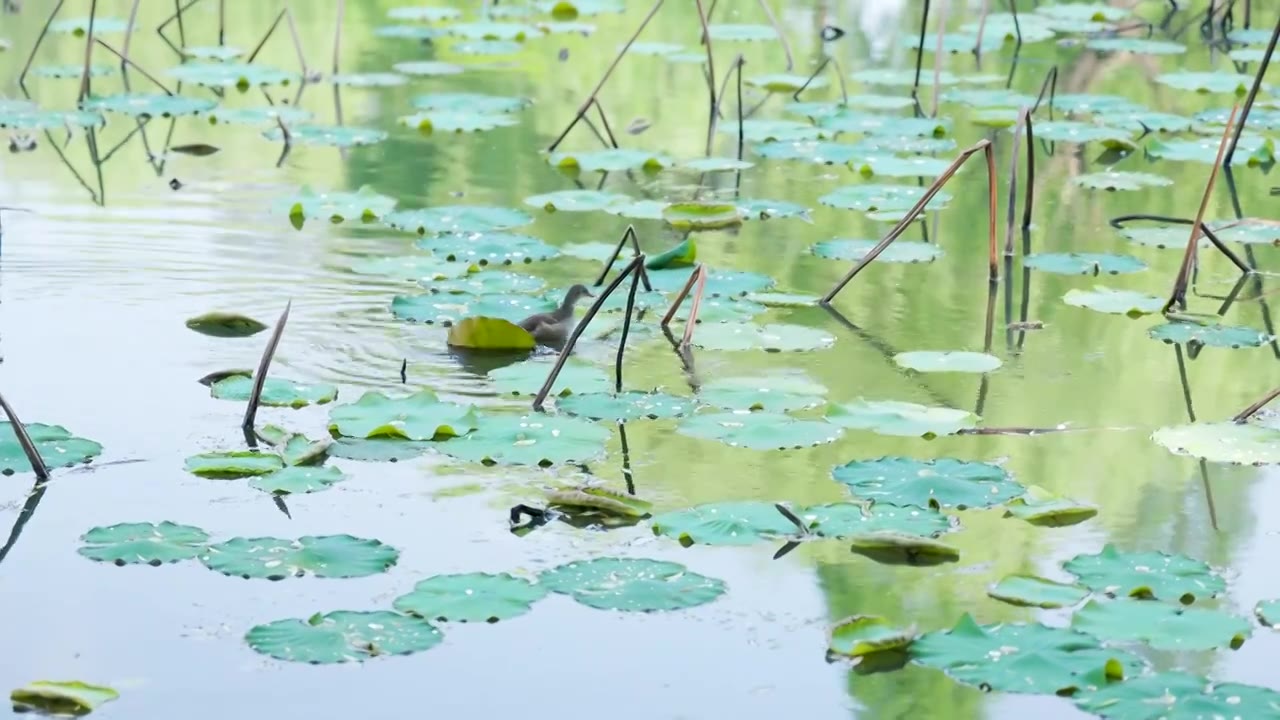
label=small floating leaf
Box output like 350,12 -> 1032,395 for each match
185,311 -> 268,337
803,503 -> 953,539
832,457 -> 1022,509
645,238 -> 696,270
50,17 -> 130,34
681,156 -> 754,172
1064,544 -> 1225,603
210,376 -> 338,409
489,361 -> 610,396
446,316 -> 537,351
1086,37 -> 1186,54
1157,71 -> 1263,95
812,238 -> 942,263
1148,134 -> 1274,164
524,189 -> 630,212
184,451 -> 284,479
387,6 -> 463,21
246,611 -> 442,664
1073,171 -> 1173,191
549,148 -> 669,172
350,255 -> 471,282
445,21 -> 537,40
1063,286 -> 1163,317
413,92 -> 529,114
0,109 -> 102,131
386,206 -> 533,234
263,124 -> 387,147
827,400 -> 977,438
181,45 -> 245,60
1152,421 -> 1280,465
730,119 -> 824,143
392,60 -> 464,76
557,391 -> 693,421
829,616 -> 916,658
208,106 -> 313,125
677,412 -> 843,450
418,232 -> 559,265
327,390 -> 479,441
440,415 -> 610,466
393,573 -> 548,622
167,62 -> 297,88
662,202 -> 744,230
707,24 -> 776,41
1073,599 -> 1251,651
539,558 -> 726,612
10,681 -> 119,715
200,535 -> 398,580
1025,252 -> 1146,275
1026,121 -> 1136,148
78,521 -> 210,566
698,376 -> 826,412
894,351 -> 1001,374
1257,600 -> 1280,628
1148,322 -> 1272,348
988,575 -> 1090,608
692,322 -> 835,352
1003,485 -> 1098,527
0,423 -> 102,473
249,465 -> 345,495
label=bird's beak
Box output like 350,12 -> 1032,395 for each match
585,289 -> 596,298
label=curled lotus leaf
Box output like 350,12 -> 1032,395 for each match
401,111 -> 519,133
1003,485 -> 1098,527
185,311 -> 266,337
447,39 -> 524,55
413,92 -> 529,114
549,148 -> 670,172
10,681 -> 119,716
819,184 -> 952,213
489,361 -> 610,396
1148,321 -> 1272,348
988,575 -> 1090,609
1072,599 -> 1251,651
677,412 -> 843,449
556,391 -> 693,421
281,185 -> 397,223
1073,171 -> 1173,191
1024,252 -> 1147,275
245,610 -> 442,664
263,124 -> 387,147
200,534 -> 399,580
651,501 -> 802,546
812,238 -> 942,263
166,62 -> 297,88
827,400 -> 978,438
1074,671 -> 1280,719
1063,544 -> 1225,603
350,255 -> 471,282
184,451 -> 284,479
386,206 -> 532,235
911,615 -> 1147,695
78,521 -> 210,565
829,616 -> 916,658
439,415 -> 610,466
0,422 -> 103,473
82,92 -> 215,118
327,390 -> 479,441
417,232 -> 559,265
832,456 -> 1022,509
539,557 -> 727,612
1064,286 -> 1163,317
446,317 -> 537,351
547,486 -> 652,518
1152,421 -> 1280,465
210,376 -> 338,409
692,322 -> 835,352
392,60 -> 464,76
524,189 -> 630,212
662,202 -> 744,230
393,572 -> 548,622
848,531 -> 960,565
249,465 -> 346,495
894,351 -> 1002,374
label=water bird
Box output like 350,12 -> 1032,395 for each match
519,283 -> 595,346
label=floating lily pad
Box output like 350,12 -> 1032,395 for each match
894,351 -> 1001,374
707,24 -> 776,41
1148,134 -> 1274,165
328,72 -> 408,87
1148,322 -> 1272,348
539,558 -> 726,612
249,465 -> 346,495
489,361 -> 610,396
440,415 -> 610,466
418,232 -> 559,265
736,198 -> 809,220
30,63 -> 115,79
328,438 -> 433,462
184,451 -> 284,479
413,92 -> 528,114
350,255 -> 471,282
629,41 -> 685,55
848,531 -> 960,565
176,44 -> 242,61
387,206 -> 533,235
812,238 -> 942,263
1073,599 -> 1250,651
853,155 -> 954,179
1064,286 -> 1163,317
746,73 -> 826,92
427,271 -> 544,294
941,88 -> 1036,108
388,6 -> 463,21
1025,252 -> 1147,275
200,535 -> 398,580
852,68 -> 968,86
1073,171 -> 1173,191
692,322 -> 835,352
246,610 -> 442,664
210,376 -> 338,408
281,185 -> 397,224
88,93 -> 212,119
731,119 -> 824,143
449,39 -> 523,55
10,681 -> 119,715
208,105 -> 313,125
911,615 -> 1146,695
829,616 -> 916,658
651,501 -> 800,546
167,62 -> 296,88
401,111 -> 519,133
1027,121 -> 1135,148
1216,218 -> 1280,244
989,575 -> 1090,609
524,189 -> 629,212
1003,485 -> 1098,527
1157,71 -> 1262,95
78,521 -> 209,565
819,185 -> 951,214
832,457 -> 1022,509
328,390 -> 479,441
557,391 -> 693,421
547,486 -> 651,517
1074,671 -> 1280,719
1119,225 -> 1209,249
662,202 -> 744,230
446,21 -> 537,40
754,140 -> 863,164
1195,107 -> 1280,131
803,503 -> 953,539
263,124 -> 387,147
393,60 -> 464,76
681,156 -> 754,172
185,311 -> 266,337
446,316 -> 536,351
698,376 -> 826,412
393,572 -> 548,623
1095,110 -> 1193,133
1063,544 -> 1225,603
1086,37 -> 1186,54
374,24 -> 442,39
677,412 -> 843,450
50,17 -> 130,34
1152,421 -> 1280,465
549,148 -> 669,172
827,400 -> 977,438
820,113 -> 951,138
904,31 -> 1004,54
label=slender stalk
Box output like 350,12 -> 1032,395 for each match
709,54 -> 744,140
284,4 -> 309,74
156,0 -> 201,55
1165,104 -> 1237,313
694,0 -> 717,156
95,39 -> 174,94
593,100 -> 619,148
78,0 -> 99,103
660,263 -> 702,326
1223,14 -> 1278,166
614,258 -> 644,392
930,0 -> 948,117
594,225 -> 651,290
973,0 -> 992,59
681,266 -> 709,347
333,0 -> 345,75
983,142 -> 998,281
1030,65 -> 1057,118
822,140 -> 997,303
735,56 -> 744,161
19,0 -> 66,91
533,256 -> 644,410
912,0 -> 930,92
0,391 -> 50,480
755,0 -> 793,70
1234,386 -> 1280,422
173,0 -> 187,47
219,0 -> 226,45
548,0 -> 665,152
1021,111 -> 1035,230
122,0 -> 141,62
1003,107 -> 1028,256
1110,214 -> 1249,275
247,9 -> 287,64
242,301 -> 291,431
1008,0 -> 1022,48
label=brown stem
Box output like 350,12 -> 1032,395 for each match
1003,108 -> 1027,256
1109,214 -> 1250,275
247,9 -> 286,64
984,142 -> 998,281
660,263 -> 702,326
1165,104 -> 1237,313
594,225 -> 650,290
0,391 -> 50,480
755,0 -> 793,70
615,259 -> 644,392
1021,111 -> 1035,230
593,100 -> 619,149
1224,14 -> 1278,166
1234,387 -> 1280,422
694,0 -> 717,156
242,301 -> 291,431
94,39 -> 174,95
78,0 -> 99,103
681,266 -> 709,347
218,0 -> 226,45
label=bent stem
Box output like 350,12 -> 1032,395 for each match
1165,104 -> 1237,313
822,139 -> 998,304
1110,214 -> 1249,274
681,265 -> 709,347
1223,14 -> 1278,166
594,225 -> 651,291
0,391 -> 50,480
1234,387 -> 1280,422
19,0 -> 66,91
660,263 -> 703,326
78,0 -> 99,103
694,0 -> 717,155
614,258 -> 644,392
242,301 -> 291,431
95,39 -> 175,95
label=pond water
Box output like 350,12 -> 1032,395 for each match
1,0 -> 1279,718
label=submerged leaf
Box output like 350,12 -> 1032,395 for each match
10,681 -> 119,715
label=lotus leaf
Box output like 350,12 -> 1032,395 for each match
812,238 -> 942,263
541,0 -> 624,18
650,501 -> 800,546
402,111 -> 519,133
31,63 -> 116,79
376,25 -> 443,40
1148,134 -> 1274,165
730,119 -> 825,143
328,438 -> 433,462
417,232 -> 559,265
489,361 -> 610,396
1064,287 -> 1163,317
181,44 -> 244,60
746,73 -> 826,92
387,6 -> 462,21
662,202 -> 744,230
249,465 -> 346,495
692,322 -> 834,352
446,22 -> 537,40
282,185 -> 397,224
629,42 -> 685,55
393,572 -> 548,622
911,615 -> 1146,695
1094,110 -> 1193,133
327,390 -> 479,441
736,198 -> 810,220
208,106 -> 313,125
820,185 -> 952,213
1026,121 -> 1135,148
1119,225 -> 1209,249
1063,544 -> 1225,603
848,531 -> 960,565
78,521 -> 210,565
903,31 -> 1003,54
439,415 -> 610,466
392,60 -> 464,75
1196,107 -> 1280,131
802,502 -> 953,539
838,116 -> 953,139
50,17 -> 130,34
184,451 -> 284,478
1257,599 -> 1280,628
1152,421 -> 1280,465
852,68 -> 966,86
707,24 -> 776,41
827,400 -> 977,438
645,237 -> 696,270
681,156 -> 754,172
185,311 -> 267,337
740,292 -> 817,307
754,140 -> 863,164
941,88 -> 1036,108
549,148 -> 669,172
1087,38 -> 1186,54
200,534 -> 398,580
1003,485 -> 1098,527
0,108 -> 104,129
698,377 -> 825,412
677,412 -> 842,450
1036,3 -> 1129,22
1229,28 -> 1275,44
547,486 -> 652,517
1049,94 -> 1142,115
856,136 -> 959,154
1148,322 -> 1272,348
278,433 -> 330,467
386,206 -> 533,234
557,391 -> 693,421
960,13 -> 1057,43
1073,671 -> 1280,719
330,72 -> 408,86
413,92 -> 529,114
539,558 -> 726,612
1072,172 -> 1173,191
524,189 -> 630,212
603,198 -> 669,220
10,681 -> 119,715
263,125 -> 387,147
669,296 -> 766,323
1157,71 -> 1263,94
1216,218 -> 1280,245
210,376 -> 338,408
1024,252 -> 1147,275
894,351 -> 1002,374
853,155 -> 954,178
427,271 -> 544,294
1073,599 -> 1250,651
167,62 -> 297,88
246,610 -> 442,663
449,39 -> 523,55
832,457 -> 1022,509
446,317 -> 537,350
351,255 -> 471,282
988,575 -> 1090,609
829,616 -> 916,658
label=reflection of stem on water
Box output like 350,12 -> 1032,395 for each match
0,479 -> 48,566
617,422 -> 635,496
1174,346 -> 1220,531
272,494 -> 291,519
820,304 -> 954,409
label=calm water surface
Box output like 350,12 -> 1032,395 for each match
1,1 -> 1279,718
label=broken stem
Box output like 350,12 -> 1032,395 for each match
614,257 -> 644,392
95,39 -> 175,95
681,265 -> 709,347
660,263 -> 703,326
1234,386 -> 1280,422
1223,13 -> 1278,166
594,225 -> 651,291
242,301 -> 291,431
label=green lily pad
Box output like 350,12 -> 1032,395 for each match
1003,485 -> 1098,527
388,6 -> 463,21
832,457 -> 1022,509
1087,37 -> 1186,54
1216,218 -> 1280,244
489,361 -> 610,396
376,24 -> 443,39
662,202 -> 744,230
427,271 -> 544,294
263,125 -> 387,147
852,68 -> 977,86
1148,322 -> 1272,348
0,421 -> 102,474
1095,110 -> 1193,133
31,63 -> 116,79
50,17 -> 130,34
740,292 -> 818,307
1073,599 -> 1250,651
736,198 -> 809,220
1157,71 -> 1263,95
328,438 -> 433,462
707,24 -> 776,41
1074,671 -> 1280,719
549,148 -> 669,172
327,390 -> 479,441
249,465 -> 346,495
681,156 -> 754,172
803,502 -> 953,539
827,400 -> 977,438
692,322 -> 834,352
746,73 -> 826,92
819,185 -> 952,214
246,610 -> 442,664
941,88 -> 1036,108
386,206 -> 533,235
602,198 -> 669,220
848,531 -> 961,565
393,572 -> 548,622
10,681 -> 119,715
1196,107 -> 1280,131
1257,600 -> 1280,628
446,21 -> 537,40
1073,171 -> 1173,191
904,31 -> 1004,54
350,255 -> 472,282
418,232 -> 559,265
651,501 -> 800,546
669,296 -> 767,322
730,119 -> 824,143
1063,544 -> 1225,603
539,558 -> 726,612
184,451 -> 284,478
989,575 -> 1090,609
819,112 -> 950,137
1064,286 -> 1164,317
829,616 -> 916,658
329,72 -> 408,87
698,376 -> 826,412
210,376 -> 338,408
894,351 -> 1002,374
200,535 -> 398,580
852,154 -> 954,179
446,317 -> 537,351
1118,225 -> 1209,249
167,62 -> 296,88
629,42 -> 685,55
413,92 -> 528,114
208,105 -> 313,125
1025,252 -> 1147,275
645,237 -> 696,270
180,44 -> 244,60
0,107 -> 103,130
1148,134 -> 1274,165
449,39 -> 524,55
1027,121 -> 1136,149
392,60 -> 464,76
440,415 -> 610,466
753,140 -> 863,164
677,412 -> 843,450
557,391 -> 693,421
281,185 -> 397,224
185,311 -> 266,337
1152,421 -> 1280,465
78,521 -> 210,565
812,238 -> 942,263
911,615 -> 1147,695
524,189 -> 630,212
401,111 -> 519,133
